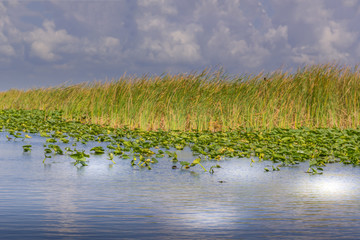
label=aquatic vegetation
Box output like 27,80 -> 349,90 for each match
1,63 -> 360,131
22,144 -> 32,152
1,109 -> 360,173
90,146 -> 105,154
1,63 -> 360,173
70,150 -> 90,167
180,158 -> 207,172
209,164 -> 221,174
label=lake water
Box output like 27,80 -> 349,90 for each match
0,134 -> 360,239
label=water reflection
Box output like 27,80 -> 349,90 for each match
1,135 -> 360,239
313,177 -> 354,195
294,166 -> 360,200
41,180 -> 83,236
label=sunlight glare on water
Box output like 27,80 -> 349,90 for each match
312,177 -> 356,196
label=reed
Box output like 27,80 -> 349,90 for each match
1,63 -> 360,131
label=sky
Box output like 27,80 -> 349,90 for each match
0,0 -> 360,90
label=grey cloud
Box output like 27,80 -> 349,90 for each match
0,2 -> 21,62
270,0 -> 358,65
135,2 -> 203,64
1,0 -> 360,90
193,0 -> 291,70
343,0 -> 358,8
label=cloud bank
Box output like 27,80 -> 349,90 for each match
0,0 -> 359,90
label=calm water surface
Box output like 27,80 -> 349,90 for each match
0,134 -> 360,239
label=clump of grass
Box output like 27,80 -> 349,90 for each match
1,63 -> 360,131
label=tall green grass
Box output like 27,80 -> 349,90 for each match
1,63 -> 360,131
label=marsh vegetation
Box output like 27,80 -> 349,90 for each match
1,63 -> 360,173
1,63 -> 360,131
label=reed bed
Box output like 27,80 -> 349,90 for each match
1,63 -> 360,131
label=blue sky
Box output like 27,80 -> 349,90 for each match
0,0 -> 360,90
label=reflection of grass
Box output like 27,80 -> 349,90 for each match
1,63 -> 360,131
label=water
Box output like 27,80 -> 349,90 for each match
1,134 -> 360,239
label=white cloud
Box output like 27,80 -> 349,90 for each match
25,20 -> 77,61
166,25 -> 202,61
293,0 -> 331,24
82,36 -> 121,58
23,19 -> 122,63
31,41 -> 56,61
207,21 -> 271,68
0,29 -> 15,57
319,20 -> 356,59
265,25 -> 288,45
0,2 -> 21,61
98,36 -> 121,56
271,0 -> 358,65
137,14 -> 167,32
200,1 -> 289,69
139,25 -> 202,63
103,37 -> 120,49
291,46 -> 317,65
50,1 -> 127,33
136,2 -> 202,64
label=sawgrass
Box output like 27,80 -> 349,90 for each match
1,63 -> 360,131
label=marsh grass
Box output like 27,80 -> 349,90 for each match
1,63 -> 360,131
